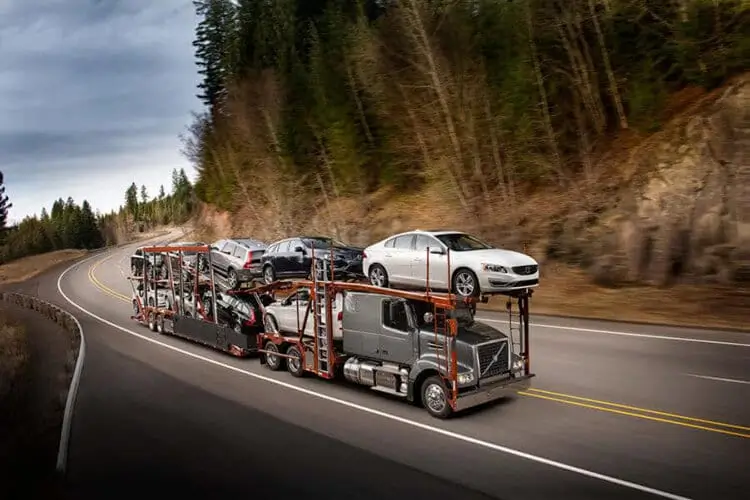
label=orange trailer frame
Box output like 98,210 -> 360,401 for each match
230,243 -> 533,413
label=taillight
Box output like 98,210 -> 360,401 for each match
337,311 -> 343,321
362,251 -> 367,260
243,251 -> 254,269
244,308 -> 256,326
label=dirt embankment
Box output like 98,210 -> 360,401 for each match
193,74 -> 750,331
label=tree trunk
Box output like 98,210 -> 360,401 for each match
587,0 -> 628,130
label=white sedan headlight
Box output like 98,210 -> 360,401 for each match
457,371 -> 475,385
481,263 -> 508,273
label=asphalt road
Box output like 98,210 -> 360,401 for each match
20,233 -> 750,499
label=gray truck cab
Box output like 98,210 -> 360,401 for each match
339,291 -> 532,418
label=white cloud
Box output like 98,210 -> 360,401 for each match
0,0 -> 203,221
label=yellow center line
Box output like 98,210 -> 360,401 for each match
88,256 -> 130,303
524,388 -> 750,432
518,392 -> 750,439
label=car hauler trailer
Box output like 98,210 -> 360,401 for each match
232,245 -> 535,419
128,244 -> 260,357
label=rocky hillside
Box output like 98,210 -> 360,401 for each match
185,0 -> 749,312
195,73 -> 750,289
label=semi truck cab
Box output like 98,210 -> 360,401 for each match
339,291 -> 533,418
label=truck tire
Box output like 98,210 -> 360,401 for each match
156,314 -> 165,334
421,375 -> 453,419
264,341 -> 285,371
147,311 -> 157,332
286,345 -> 305,378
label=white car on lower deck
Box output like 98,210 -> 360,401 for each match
263,287 -> 344,339
362,230 -> 539,298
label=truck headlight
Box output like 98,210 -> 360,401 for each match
511,358 -> 525,372
457,371 -> 475,385
481,263 -> 508,273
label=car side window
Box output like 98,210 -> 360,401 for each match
221,241 -> 234,254
384,238 -> 395,248
266,244 -> 277,254
232,245 -> 245,259
278,240 -> 291,253
414,234 -> 440,252
382,300 -> 409,332
393,234 -> 415,250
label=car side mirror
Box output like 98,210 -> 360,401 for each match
423,312 -> 434,324
294,246 -> 304,253
429,247 -> 445,255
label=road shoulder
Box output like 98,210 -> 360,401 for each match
0,301 -> 74,498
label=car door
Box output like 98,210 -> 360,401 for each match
411,234 -> 448,289
276,290 -> 306,332
273,240 -> 293,276
387,233 -> 417,285
217,241 -> 236,274
379,299 -> 416,364
288,238 -> 308,275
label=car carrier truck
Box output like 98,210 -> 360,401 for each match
128,243 -> 536,419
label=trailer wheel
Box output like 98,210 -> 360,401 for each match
156,314 -> 165,334
421,376 -> 453,419
286,345 -> 305,378
147,311 -> 156,332
264,341 -> 285,371
132,300 -> 139,317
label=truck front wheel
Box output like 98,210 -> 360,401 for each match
421,376 -> 453,419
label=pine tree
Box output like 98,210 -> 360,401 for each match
140,185 -> 149,204
0,170 -> 13,231
125,183 -> 139,220
193,0 -> 239,113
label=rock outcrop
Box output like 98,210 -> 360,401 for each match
583,75 -> 750,286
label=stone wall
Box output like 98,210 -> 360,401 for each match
0,292 -> 82,409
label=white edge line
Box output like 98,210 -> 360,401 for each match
477,318 -> 750,348
686,374 -> 750,385
55,254 -> 693,500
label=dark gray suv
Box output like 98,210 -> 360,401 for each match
204,238 -> 267,289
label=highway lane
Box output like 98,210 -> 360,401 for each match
95,241 -> 750,426
45,238 -> 750,499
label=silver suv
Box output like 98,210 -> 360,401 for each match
204,238 -> 267,289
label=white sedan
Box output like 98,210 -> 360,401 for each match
264,287 -> 344,339
362,230 -> 539,298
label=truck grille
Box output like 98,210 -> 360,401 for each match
512,265 -> 538,275
477,340 -> 509,379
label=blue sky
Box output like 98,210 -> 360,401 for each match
0,0 -> 201,222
